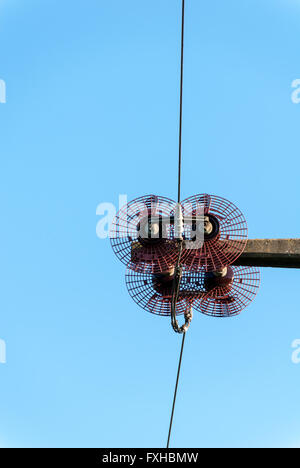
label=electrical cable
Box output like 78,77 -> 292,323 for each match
167,0 -> 189,449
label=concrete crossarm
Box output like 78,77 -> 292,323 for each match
233,239 -> 300,268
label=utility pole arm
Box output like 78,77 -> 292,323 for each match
234,239 -> 300,268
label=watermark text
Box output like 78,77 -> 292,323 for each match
291,79 -> 300,104
292,339 -> 300,364
0,339 -> 6,364
0,79 -> 6,104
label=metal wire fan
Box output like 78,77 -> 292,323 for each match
181,193 -> 248,271
110,194 -> 180,274
125,266 -> 205,317
193,265 -> 260,317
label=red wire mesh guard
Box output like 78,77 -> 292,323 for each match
126,267 -> 205,317
110,193 -> 259,319
181,193 -> 248,271
110,195 -> 179,274
193,266 -> 260,317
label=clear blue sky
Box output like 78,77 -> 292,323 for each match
0,0 -> 300,448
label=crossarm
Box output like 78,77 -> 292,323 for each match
233,239 -> 300,268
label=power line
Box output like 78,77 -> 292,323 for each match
171,0 -> 185,333
167,0 -> 187,449
166,332 -> 186,448
177,0 -> 185,204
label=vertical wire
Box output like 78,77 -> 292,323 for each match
166,331 -> 186,448
177,0 -> 185,203
167,0 -> 187,449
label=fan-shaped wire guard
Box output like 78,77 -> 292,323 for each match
126,267 -> 205,317
110,195 -> 179,274
193,266 -> 260,317
181,193 -> 248,271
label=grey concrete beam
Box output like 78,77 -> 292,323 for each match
234,239 -> 300,268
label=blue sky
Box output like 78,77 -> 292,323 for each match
0,0 -> 300,448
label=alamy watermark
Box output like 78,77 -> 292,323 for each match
96,194 -> 204,246
0,339 -> 6,364
0,79 -> 6,103
96,194 -> 128,239
291,79 -> 300,104
291,339 -> 300,364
